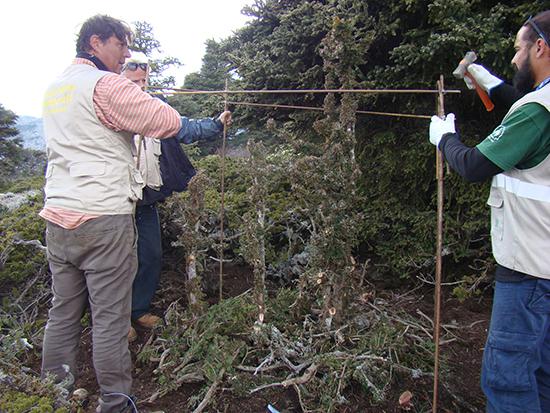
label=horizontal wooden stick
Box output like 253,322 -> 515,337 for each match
225,100 -> 432,119
149,86 -> 461,95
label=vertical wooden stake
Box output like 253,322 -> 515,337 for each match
433,75 -> 445,413
219,78 -> 229,302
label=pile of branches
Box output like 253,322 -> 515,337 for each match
135,286 -> 470,412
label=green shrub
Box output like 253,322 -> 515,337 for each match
0,193 -> 47,288
0,391 -> 68,413
4,175 -> 45,194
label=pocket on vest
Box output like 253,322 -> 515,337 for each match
152,139 -> 162,156
128,166 -> 144,201
487,191 -> 504,241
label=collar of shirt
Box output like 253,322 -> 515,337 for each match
73,58 -> 97,68
535,76 -> 550,91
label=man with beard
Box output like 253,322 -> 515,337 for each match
429,11 -> 550,412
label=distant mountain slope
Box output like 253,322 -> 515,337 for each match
16,116 -> 45,151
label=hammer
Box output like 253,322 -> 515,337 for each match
453,51 -> 494,112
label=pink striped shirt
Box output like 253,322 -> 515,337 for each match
40,59 -> 181,228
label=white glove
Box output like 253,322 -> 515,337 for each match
465,64 -> 503,92
429,113 -> 456,147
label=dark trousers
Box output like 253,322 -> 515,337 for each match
131,204 -> 162,320
481,279 -> 550,412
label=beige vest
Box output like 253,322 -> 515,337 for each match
43,64 -> 143,214
135,136 -> 163,190
488,85 -> 550,278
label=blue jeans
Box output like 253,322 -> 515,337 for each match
131,204 -> 162,320
481,279 -> 550,412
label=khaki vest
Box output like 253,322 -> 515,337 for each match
135,136 -> 163,190
43,64 -> 143,214
488,85 -> 550,278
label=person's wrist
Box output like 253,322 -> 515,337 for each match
438,132 -> 457,149
485,78 -> 503,92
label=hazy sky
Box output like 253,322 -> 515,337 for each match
1,0 -> 251,117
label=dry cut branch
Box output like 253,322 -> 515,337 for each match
250,363 -> 318,394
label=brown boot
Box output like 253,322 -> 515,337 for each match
135,313 -> 161,329
128,326 -> 137,342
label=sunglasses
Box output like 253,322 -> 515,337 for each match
124,62 -> 148,71
526,16 -> 549,46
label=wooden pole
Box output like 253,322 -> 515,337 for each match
218,79 -> 229,302
224,100 -> 432,119
432,75 -> 445,413
148,86 -> 461,95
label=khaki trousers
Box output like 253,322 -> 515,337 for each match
41,214 -> 137,413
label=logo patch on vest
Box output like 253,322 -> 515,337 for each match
488,125 -> 506,143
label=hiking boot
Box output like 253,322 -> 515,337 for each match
95,394 -> 137,413
135,313 -> 161,329
53,364 -> 75,400
118,395 -> 138,413
128,326 -> 137,342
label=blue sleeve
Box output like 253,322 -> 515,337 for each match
175,117 -> 223,144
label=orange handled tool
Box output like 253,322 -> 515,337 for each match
465,72 -> 494,111
453,51 -> 494,112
